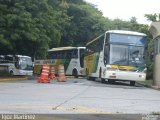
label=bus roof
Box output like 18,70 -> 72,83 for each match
16,55 -> 31,58
48,46 -> 86,52
0,55 -> 31,58
106,30 -> 147,36
86,30 -> 147,46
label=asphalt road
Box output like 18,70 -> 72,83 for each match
0,78 -> 160,119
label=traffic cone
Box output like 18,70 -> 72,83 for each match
57,64 -> 66,82
38,64 -> 50,83
49,66 -> 56,80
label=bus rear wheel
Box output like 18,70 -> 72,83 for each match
130,81 -> 135,86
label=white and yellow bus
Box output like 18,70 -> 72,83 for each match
34,47 -> 85,77
84,30 -> 147,86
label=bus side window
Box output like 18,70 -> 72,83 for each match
72,49 -> 78,58
104,44 -> 109,65
105,33 -> 109,44
15,61 -> 19,69
80,49 -> 85,68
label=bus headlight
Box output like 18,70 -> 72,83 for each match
106,65 -> 117,71
139,74 -> 145,78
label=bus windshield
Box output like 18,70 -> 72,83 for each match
109,44 -> 145,67
19,57 -> 33,70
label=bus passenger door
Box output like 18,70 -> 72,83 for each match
104,44 -> 109,65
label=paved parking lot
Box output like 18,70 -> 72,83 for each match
0,78 -> 160,115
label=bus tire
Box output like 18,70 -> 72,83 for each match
72,69 -> 78,78
101,78 -> 105,83
10,71 -> 14,76
90,77 -> 95,81
108,79 -> 115,84
130,81 -> 135,86
86,69 -> 90,80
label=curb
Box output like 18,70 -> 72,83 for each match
137,82 -> 160,91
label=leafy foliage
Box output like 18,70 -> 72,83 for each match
0,0 -> 157,79
0,0 -> 61,59
145,13 -> 160,22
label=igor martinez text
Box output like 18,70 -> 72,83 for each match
1,114 -> 35,120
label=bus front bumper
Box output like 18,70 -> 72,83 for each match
103,70 -> 146,81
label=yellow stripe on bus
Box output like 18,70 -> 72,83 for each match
110,65 -> 135,70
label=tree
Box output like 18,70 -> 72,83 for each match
61,1 -> 112,46
145,13 -> 160,22
0,0 -> 61,59
0,0 -> 155,66
130,17 -> 137,24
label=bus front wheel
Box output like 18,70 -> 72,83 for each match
10,71 -> 14,76
108,79 -> 115,84
86,69 -> 90,80
72,69 -> 78,78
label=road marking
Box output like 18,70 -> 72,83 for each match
0,105 -> 112,114
0,77 -> 28,82
56,106 -> 113,114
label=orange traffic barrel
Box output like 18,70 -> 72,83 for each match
38,64 -> 50,83
57,64 -> 66,82
49,66 -> 56,80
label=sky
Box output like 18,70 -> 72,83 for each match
85,0 -> 160,25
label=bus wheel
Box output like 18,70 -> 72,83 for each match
10,71 -> 14,76
72,69 -> 78,78
101,78 -> 105,83
90,77 -> 95,81
108,79 -> 115,84
86,69 -> 90,80
130,81 -> 135,86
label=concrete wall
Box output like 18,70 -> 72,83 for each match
149,22 -> 160,87
154,54 -> 160,87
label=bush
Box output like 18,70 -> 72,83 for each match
146,60 -> 154,80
